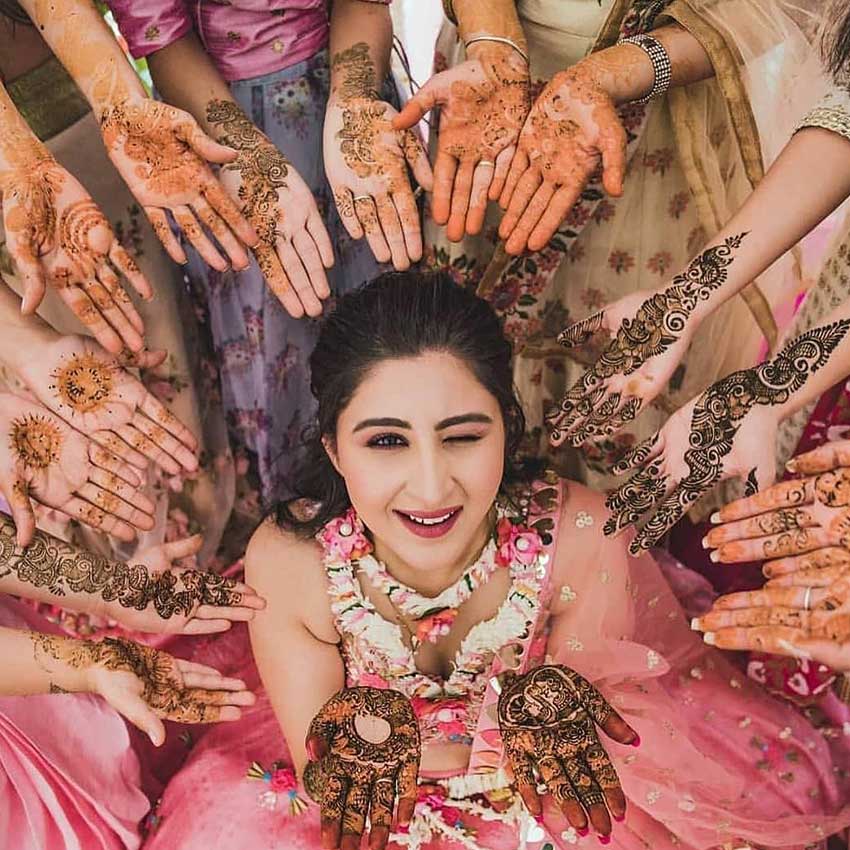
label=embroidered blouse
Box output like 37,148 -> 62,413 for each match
795,74 -> 850,143
318,478 -> 561,750
106,0 -> 392,83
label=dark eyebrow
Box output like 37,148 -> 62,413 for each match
353,417 -> 412,433
436,413 -> 493,430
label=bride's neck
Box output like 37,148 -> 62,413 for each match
371,513 -> 493,597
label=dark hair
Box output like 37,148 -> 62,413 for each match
823,0 -> 850,78
276,269 -> 533,534
0,1 -> 31,24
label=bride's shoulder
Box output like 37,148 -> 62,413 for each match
552,476 -> 608,521
244,514 -> 324,589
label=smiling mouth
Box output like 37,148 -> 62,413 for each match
394,507 -> 463,538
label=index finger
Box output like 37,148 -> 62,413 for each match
788,440 -> 850,475
703,506 -> 817,548
712,477 -> 813,523
199,176 -> 259,249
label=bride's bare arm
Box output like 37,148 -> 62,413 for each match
245,519 -> 345,778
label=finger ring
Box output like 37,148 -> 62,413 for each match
351,195 -> 372,203
803,586 -> 813,611
478,160 -> 496,168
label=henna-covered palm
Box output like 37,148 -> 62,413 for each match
606,321 -> 850,555
498,665 -> 636,838
498,66 -> 626,255
303,687 -> 420,850
206,100 -> 334,320
34,635 -> 254,745
0,152 -> 152,354
0,393 -> 155,546
325,44 -> 432,272
549,236 -> 747,448
99,98 -> 258,272
18,333 -> 197,475
393,46 -> 530,241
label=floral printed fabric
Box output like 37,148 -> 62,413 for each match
181,50 -> 385,506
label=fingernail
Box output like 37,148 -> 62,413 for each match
578,827 -> 590,837
630,734 -> 641,747
701,535 -> 710,549
763,566 -> 773,578
534,815 -> 545,825
703,632 -> 716,645
690,617 -> 702,631
709,550 -> 720,563
598,835 -> 611,845
786,459 -> 797,472
614,813 -> 625,822
710,512 -> 721,524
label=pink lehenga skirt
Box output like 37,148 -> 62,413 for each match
140,545 -> 850,850
0,596 -> 149,850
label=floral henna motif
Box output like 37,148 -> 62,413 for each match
32,634 -> 220,722
549,234 -> 747,445
498,665 -> 622,815
9,414 -> 63,469
50,352 -> 114,414
617,320 -> 850,555
332,43 -> 381,102
205,99 -> 289,278
304,687 -> 420,839
0,514 -> 241,617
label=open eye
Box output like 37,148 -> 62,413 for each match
367,433 -> 408,449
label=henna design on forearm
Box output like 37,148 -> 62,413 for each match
332,43 -> 381,103
0,516 -> 240,616
549,234 -> 748,443
621,320 -> 850,554
304,687 -> 420,833
498,665 -> 620,812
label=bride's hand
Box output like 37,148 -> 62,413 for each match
303,686 -> 420,850
498,665 -> 637,839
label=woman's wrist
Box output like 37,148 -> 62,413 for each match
579,44 -> 656,106
465,40 -> 529,74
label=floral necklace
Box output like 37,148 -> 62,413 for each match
319,508 -> 545,647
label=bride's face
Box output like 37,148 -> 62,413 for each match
328,351 -> 506,574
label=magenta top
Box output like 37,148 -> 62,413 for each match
108,0 -> 392,83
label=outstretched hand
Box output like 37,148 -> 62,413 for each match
498,65 -> 626,255
498,665 -> 637,839
0,150 -> 152,353
393,45 -> 530,241
303,686 -> 420,850
18,333 -> 198,475
99,98 -> 258,272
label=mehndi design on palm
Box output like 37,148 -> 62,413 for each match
547,234 -> 747,448
20,334 -> 197,475
606,320 -> 850,555
498,665 -> 636,838
393,46 -> 530,241
303,687 -> 420,850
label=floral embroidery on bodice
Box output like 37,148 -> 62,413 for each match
318,476 -> 562,747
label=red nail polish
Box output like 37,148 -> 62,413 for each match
614,813 -> 625,822
598,835 -> 611,845
578,827 -> 589,837
534,815 -> 545,826
631,734 -> 641,747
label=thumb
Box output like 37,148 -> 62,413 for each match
557,309 -> 607,348
392,76 -> 446,130
402,130 -> 434,192
6,476 -> 35,547
305,731 -> 329,761
109,689 -> 167,747
162,533 -> 204,561
8,241 -> 47,315
599,123 -> 627,198
175,118 -> 239,165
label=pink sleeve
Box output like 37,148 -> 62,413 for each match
106,0 -> 193,59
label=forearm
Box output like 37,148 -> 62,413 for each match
328,0 -> 393,103
0,81 -> 51,176
0,283 -> 58,371
452,0 -> 526,52
147,32 -> 239,140
0,626 -> 89,695
582,24 -> 714,106
17,0 -> 146,118
0,511 -> 178,623
653,127 -> 850,327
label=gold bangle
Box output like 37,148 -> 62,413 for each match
442,0 -> 457,25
